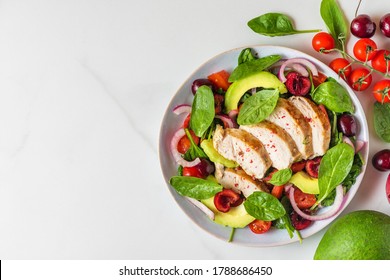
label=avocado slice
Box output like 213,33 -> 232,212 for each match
200,139 -> 238,168
289,171 -> 319,194
202,196 -> 255,228
224,71 -> 287,112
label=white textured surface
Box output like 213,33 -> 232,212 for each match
0,0 -> 389,259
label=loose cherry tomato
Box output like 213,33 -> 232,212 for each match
329,58 -> 352,80
293,187 -> 317,209
271,185 -> 284,199
353,38 -> 377,62
290,161 -> 306,173
214,189 -> 243,212
348,67 -> 372,91
182,113 -> 191,128
371,49 -> 390,73
248,219 -> 272,234
373,79 -> 390,103
177,130 -> 199,154
312,32 -> 335,53
290,211 -> 312,230
207,70 -> 231,91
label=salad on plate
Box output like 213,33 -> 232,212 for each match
163,46 -> 367,243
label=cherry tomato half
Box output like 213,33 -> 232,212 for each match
177,130 -> 199,154
353,38 -> 377,62
371,49 -> 390,73
207,70 -> 231,91
271,185 -> 284,199
349,67 -> 372,91
312,32 -> 335,53
373,79 -> 390,103
248,219 -> 272,234
182,158 -> 214,179
329,58 -> 352,80
293,187 -> 317,209
312,72 -> 327,87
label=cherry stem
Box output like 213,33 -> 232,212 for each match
355,0 -> 362,18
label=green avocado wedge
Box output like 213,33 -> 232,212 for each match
224,71 -> 287,112
289,171 -> 319,194
200,139 -> 238,168
202,196 -> 255,228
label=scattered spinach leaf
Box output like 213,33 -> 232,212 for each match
342,152 -> 364,191
169,176 -> 222,200
374,102 -> 390,143
269,168 -> 292,186
248,13 -> 321,37
190,85 -> 215,137
183,129 -> 208,161
244,191 -> 286,221
320,0 -> 348,50
237,89 -> 279,125
238,48 -> 257,65
311,80 -> 354,113
316,143 -> 355,206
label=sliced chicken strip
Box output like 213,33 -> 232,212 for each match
214,163 -> 269,197
289,96 -> 331,157
240,121 -> 300,170
267,98 -> 314,159
213,125 -> 272,180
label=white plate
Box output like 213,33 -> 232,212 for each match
158,45 -> 369,246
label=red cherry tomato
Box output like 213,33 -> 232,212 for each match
353,38 -> 377,62
271,185 -> 284,199
182,158 -> 214,179
349,67 -> 372,91
373,79 -> 390,103
214,189 -> 243,213
248,219 -> 272,234
182,113 -> 191,128
177,130 -> 199,154
312,72 -> 328,87
312,32 -> 335,53
371,49 -> 390,73
182,166 -> 204,178
293,187 -> 317,209
329,58 -> 352,80
207,70 -> 231,91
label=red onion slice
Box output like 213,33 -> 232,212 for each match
186,197 -> 215,220
355,140 -> 366,153
342,136 -> 355,151
173,104 -> 192,115
170,128 -> 201,167
215,114 -> 237,128
386,174 -> 390,204
278,58 -> 318,83
289,185 -> 344,221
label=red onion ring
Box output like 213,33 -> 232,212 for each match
289,185 -> 344,221
278,58 -> 318,83
170,128 -> 201,167
173,104 -> 192,115
215,114 -> 237,128
186,197 -> 215,220
355,140 -> 366,153
342,136 -> 355,151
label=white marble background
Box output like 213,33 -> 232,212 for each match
0,0 -> 389,259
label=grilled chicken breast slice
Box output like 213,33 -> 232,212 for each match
240,121 -> 300,170
289,96 -> 331,157
214,163 -> 269,197
213,125 -> 272,180
266,98 -> 313,159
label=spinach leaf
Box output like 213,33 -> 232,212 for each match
273,196 -> 297,240
328,110 -> 343,147
183,129 -> 208,161
311,80 -> 354,113
237,89 -> 279,125
248,13 -> 320,37
269,168 -> 292,186
169,176 -> 222,200
244,192 -> 286,221
229,55 -> 281,82
374,102 -> 390,143
316,143 -> 355,206
238,48 -> 257,65
342,153 -> 364,191
190,85 -> 215,137
320,0 -> 348,50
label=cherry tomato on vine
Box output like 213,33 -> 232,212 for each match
312,32 -> 335,53
353,38 -> 377,62
329,58 -> 352,80
248,219 -> 272,234
349,67 -> 372,91
371,49 -> 390,73
373,79 -> 390,103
